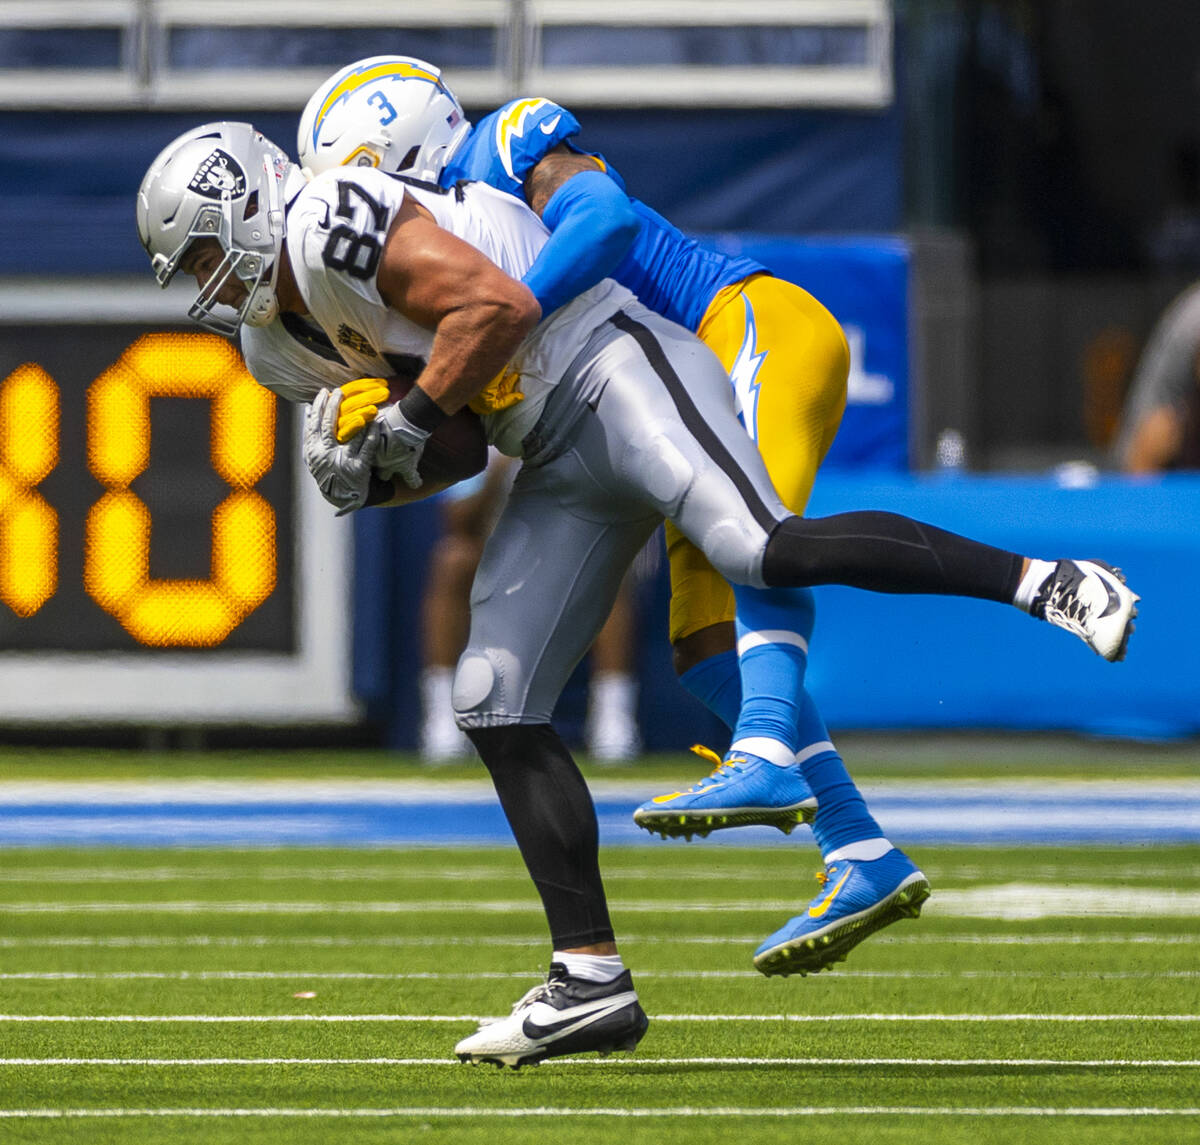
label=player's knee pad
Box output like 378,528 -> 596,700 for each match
452,648 -> 520,728
694,516 -> 770,589
618,424 -> 695,515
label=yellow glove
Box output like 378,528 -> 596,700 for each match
335,378 -> 392,443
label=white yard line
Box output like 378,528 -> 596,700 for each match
2,969 -> 1198,982
0,932 -> 1197,949
1,1056 -> 1197,1068
1,1105 -> 1197,1119
2,885 -> 1199,917
2,863 -> 1196,884
1,1013 -> 1197,1023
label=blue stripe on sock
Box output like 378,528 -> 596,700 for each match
731,585 -> 816,753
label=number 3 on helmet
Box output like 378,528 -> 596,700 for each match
298,55 -> 471,182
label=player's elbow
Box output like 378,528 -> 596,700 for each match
498,281 -> 542,340
603,199 -> 641,253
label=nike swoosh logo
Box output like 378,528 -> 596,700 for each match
521,995 -> 631,1040
651,779 -> 718,804
1098,582 -> 1122,618
539,115 -> 562,135
807,866 -> 853,919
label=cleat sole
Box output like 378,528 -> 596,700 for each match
634,801 -> 817,839
458,1033 -> 644,1070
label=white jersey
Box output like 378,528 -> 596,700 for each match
240,315 -> 357,404
274,167 -> 633,455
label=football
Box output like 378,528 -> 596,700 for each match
380,374 -> 488,487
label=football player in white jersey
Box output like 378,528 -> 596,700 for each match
296,57 -> 1153,981
137,122 -> 1139,1067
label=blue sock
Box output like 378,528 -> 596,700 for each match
677,648 -> 741,730
794,690 -> 885,857
730,585 -> 815,754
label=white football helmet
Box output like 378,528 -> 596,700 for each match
298,55 -> 470,181
136,121 -> 305,336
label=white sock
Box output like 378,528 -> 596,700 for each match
1012,558 -> 1057,613
421,666 -> 456,719
588,671 -> 638,721
824,838 -> 893,863
729,736 -> 795,768
552,951 -> 625,983
585,671 -> 641,761
419,667 -> 468,760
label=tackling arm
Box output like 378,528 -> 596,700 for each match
520,146 -> 641,316
376,196 -> 541,415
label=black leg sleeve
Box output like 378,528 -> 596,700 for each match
466,723 -> 615,949
762,512 -> 1025,603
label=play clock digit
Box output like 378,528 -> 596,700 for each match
0,286 -> 356,725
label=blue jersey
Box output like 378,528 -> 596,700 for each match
441,98 -> 766,333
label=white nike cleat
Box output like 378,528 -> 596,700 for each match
454,963 -> 648,1069
1032,559 -> 1139,662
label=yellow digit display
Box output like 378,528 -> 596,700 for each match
0,363 -> 59,617
84,332 -> 277,647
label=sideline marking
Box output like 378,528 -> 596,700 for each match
2,778 -> 1197,847
2,778 -> 1196,803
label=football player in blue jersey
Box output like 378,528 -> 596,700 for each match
297,56 -> 1139,977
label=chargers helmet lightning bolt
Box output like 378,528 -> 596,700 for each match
298,55 -> 470,182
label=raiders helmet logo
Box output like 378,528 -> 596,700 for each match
188,149 -> 247,200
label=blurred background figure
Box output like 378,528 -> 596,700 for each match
1114,281 -> 1200,473
418,455 -> 641,766
581,577 -> 642,766
417,459 -> 509,764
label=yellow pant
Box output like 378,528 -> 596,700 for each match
666,273 -> 849,643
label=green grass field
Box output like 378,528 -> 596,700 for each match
1,740 -> 1199,1143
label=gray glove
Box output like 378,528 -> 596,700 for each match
373,401 -> 432,489
303,387 -> 378,514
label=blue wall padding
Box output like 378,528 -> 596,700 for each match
801,472 -> 1192,740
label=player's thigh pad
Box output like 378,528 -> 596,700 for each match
698,275 -> 849,515
452,455 -> 658,728
595,308 -> 790,588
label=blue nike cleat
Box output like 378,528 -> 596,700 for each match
632,745 -> 817,840
753,849 -> 932,977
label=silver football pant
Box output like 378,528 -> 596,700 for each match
453,305 -> 790,728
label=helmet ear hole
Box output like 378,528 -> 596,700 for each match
242,190 -> 260,220
396,145 -> 420,173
